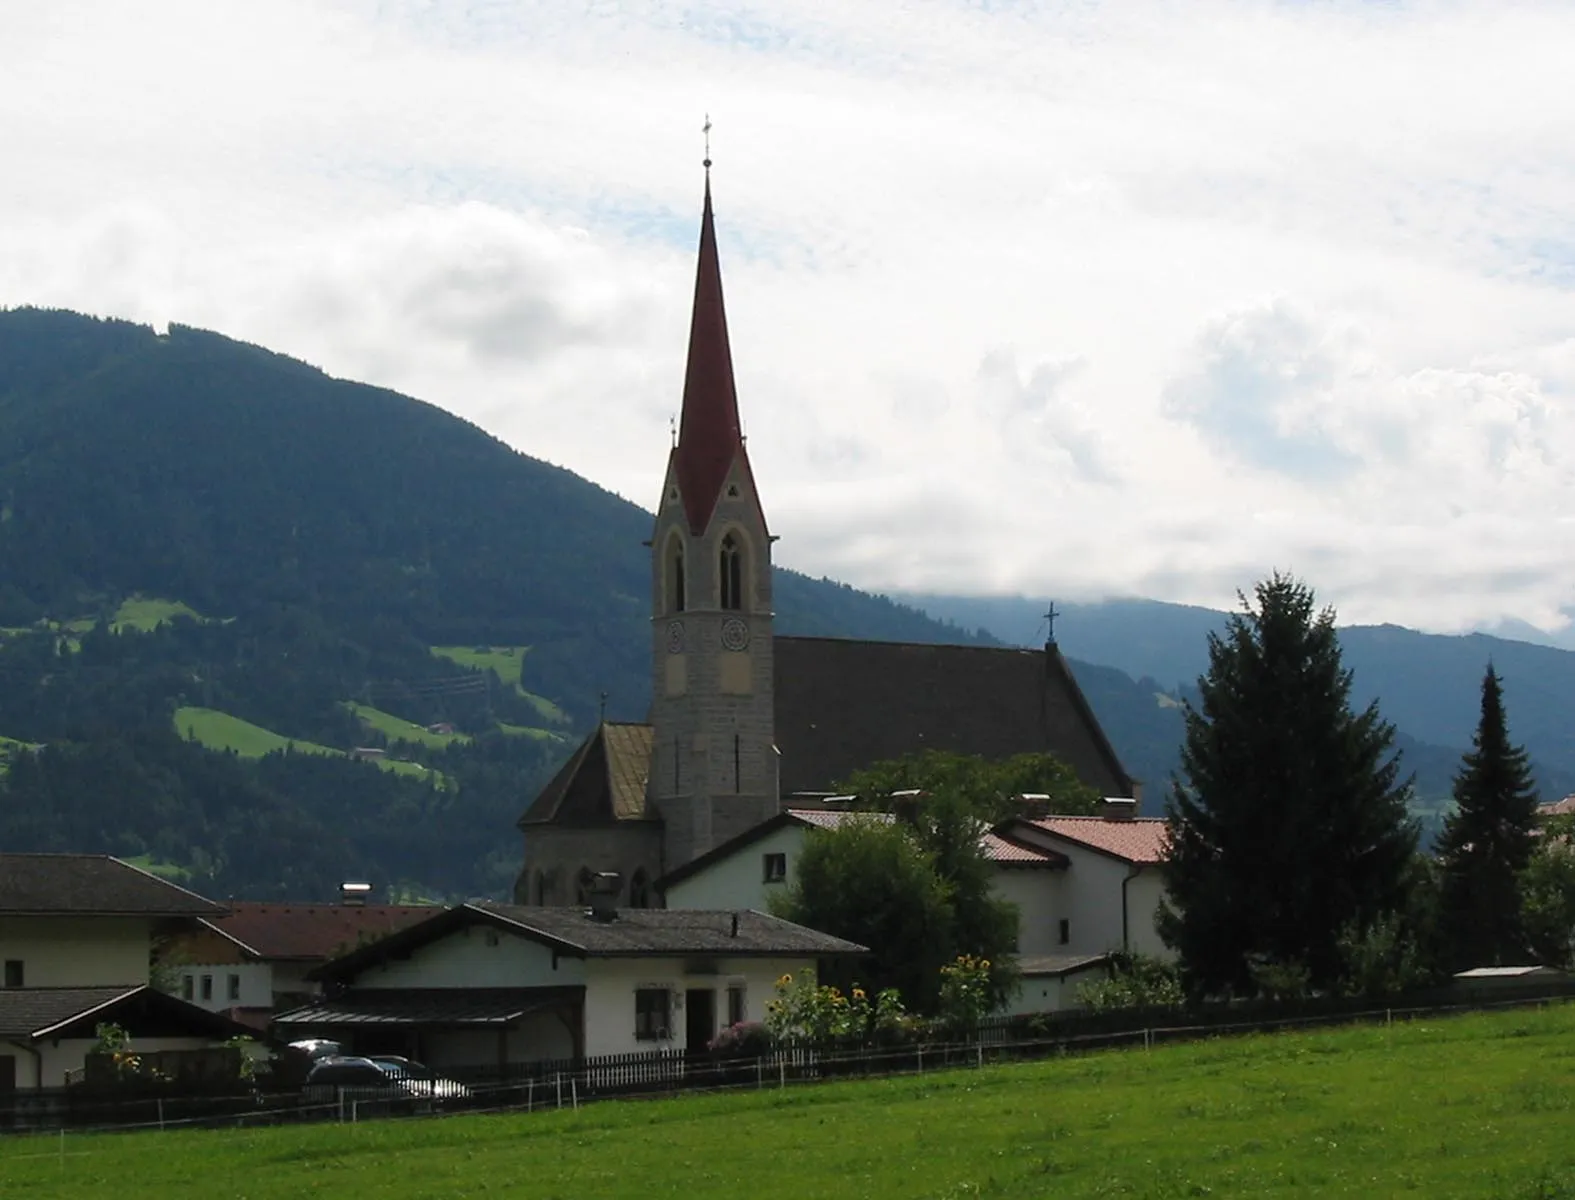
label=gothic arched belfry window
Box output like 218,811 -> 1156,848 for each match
720,532 -> 743,610
666,533 -> 686,613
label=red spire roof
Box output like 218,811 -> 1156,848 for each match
673,179 -> 746,533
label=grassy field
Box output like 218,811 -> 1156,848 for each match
345,702 -> 470,749
430,645 -> 568,726
110,596 -> 206,632
173,707 -> 438,783
5,1005 -> 1575,1198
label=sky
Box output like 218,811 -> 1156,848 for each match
3,1 -> 1573,643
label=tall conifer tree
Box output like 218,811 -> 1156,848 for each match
1435,665 -> 1540,968
1161,574 -> 1417,993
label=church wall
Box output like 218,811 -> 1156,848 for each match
516,824 -> 663,906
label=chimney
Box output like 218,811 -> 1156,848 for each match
587,871 -> 622,922
1101,797 -> 1138,822
340,882 -> 372,906
890,789 -> 926,825
1017,793 -> 1051,818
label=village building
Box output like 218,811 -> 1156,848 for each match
162,900 -> 435,1028
515,173 -> 1136,906
271,896 -> 864,1071
0,853 -> 253,1090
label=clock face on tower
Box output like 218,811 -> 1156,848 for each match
666,620 -> 686,654
720,617 -> 750,652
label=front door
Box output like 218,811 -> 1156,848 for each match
0,1054 -> 15,1093
684,988 -> 715,1055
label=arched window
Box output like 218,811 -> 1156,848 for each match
533,870 -> 547,906
720,532 -> 744,611
576,868 -> 595,906
629,869 -> 651,909
666,533 -> 686,613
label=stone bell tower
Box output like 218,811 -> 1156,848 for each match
647,172 -> 778,872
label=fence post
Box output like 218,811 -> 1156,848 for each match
157,1098 -> 165,1130
780,1057 -> 786,1089
351,1101 -> 358,1125
918,1046 -> 923,1074
555,1072 -> 562,1109
337,1088 -> 344,1124
976,1043 -> 982,1069
571,1078 -> 578,1110
527,1079 -> 533,1113
756,1057 -> 762,1089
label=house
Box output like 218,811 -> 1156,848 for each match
162,901 -> 436,1027
0,853 -> 254,1089
271,895 -> 865,1073
658,801 -> 1171,1013
1000,804 -> 1172,961
515,172 -> 1138,907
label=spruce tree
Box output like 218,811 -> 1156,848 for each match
1161,574 -> 1417,993
1435,665 -> 1540,968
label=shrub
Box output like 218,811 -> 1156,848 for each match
938,955 -> 994,1029
1075,954 -> 1185,1011
708,1021 -> 773,1058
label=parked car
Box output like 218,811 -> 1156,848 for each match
302,1055 -> 469,1111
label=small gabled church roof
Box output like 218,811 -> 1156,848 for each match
517,722 -> 654,827
772,637 -> 1136,799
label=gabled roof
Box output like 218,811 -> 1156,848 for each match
772,637 -> 1136,799
0,986 -> 253,1041
312,902 -> 866,983
1025,815 -> 1170,865
1537,795 -> 1575,818
657,807 -> 1064,891
1017,953 -> 1113,978
517,722 -> 655,827
0,854 -> 225,917
273,986 -> 582,1028
197,902 -> 437,962
671,178 -> 761,535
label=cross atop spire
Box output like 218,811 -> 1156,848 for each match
703,114 -> 713,171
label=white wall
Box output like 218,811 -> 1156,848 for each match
581,957 -> 804,1058
0,917 -> 152,987
33,1036 -> 224,1089
663,824 -> 807,912
1004,962 -> 1113,1015
1123,868 -> 1170,959
987,868 -> 1066,957
352,925 -> 586,990
177,961 -> 273,1010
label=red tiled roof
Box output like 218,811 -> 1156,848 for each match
978,830 -> 1063,866
203,902 -> 437,962
1028,816 -> 1170,864
1538,795 -> 1575,818
785,808 -> 894,831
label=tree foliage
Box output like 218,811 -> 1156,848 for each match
772,817 -> 957,1012
1519,814 -> 1575,969
1434,665 -> 1541,969
1160,574 -> 1417,994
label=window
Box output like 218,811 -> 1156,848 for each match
629,869 -> 651,909
666,534 -> 686,613
719,532 -> 743,610
181,974 -> 194,1001
200,974 -> 213,1001
1058,919 -> 1070,946
762,852 -> 787,883
227,974 -> 241,1002
533,870 -> 548,906
576,868 -> 595,905
635,988 -> 671,1040
484,929 -> 501,947
727,985 -> 747,1027
2,960 -> 22,989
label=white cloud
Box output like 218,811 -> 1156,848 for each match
2,0 -> 1574,639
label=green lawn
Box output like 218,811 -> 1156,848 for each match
345,702 -> 470,749
497,721 -> 567,742
0,733 -> 38,777
430,646 -> 569,726
174,707 -> 440,784
110,596 -> 206,632
118,854 -> 193,882
6,1004 -> 1575,1198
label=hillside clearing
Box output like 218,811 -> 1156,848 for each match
4,1004 -> 1574,1198
173,707 -> 439,783
110,596 -> 207,632
345,702 -> 470,749
430,645 -> 569,725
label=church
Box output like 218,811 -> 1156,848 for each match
514,174 -> 1135,908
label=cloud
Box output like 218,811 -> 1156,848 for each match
2,0 -> 1575,639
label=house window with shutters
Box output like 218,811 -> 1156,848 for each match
727,985 -> 747,1027
762,852 -> 787,883
635,988 -> 671,1040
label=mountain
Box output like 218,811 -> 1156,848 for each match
0,309 -> 996,899
898,591 -> 1575,825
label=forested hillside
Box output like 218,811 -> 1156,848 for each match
0,309 -> 992,899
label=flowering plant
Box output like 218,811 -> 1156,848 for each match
938,954 -> 995,1028
764,971 -> 906,1044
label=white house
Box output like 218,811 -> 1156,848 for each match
271,897 -> 865,1072
0,853 -> 255,1090
659,802 -> 1172,1013
163,901 -> 435,1026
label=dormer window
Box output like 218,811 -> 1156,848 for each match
720,533 -> 743,611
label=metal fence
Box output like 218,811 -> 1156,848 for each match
5,984 -> 1573,1138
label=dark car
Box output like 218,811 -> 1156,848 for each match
302,1055 -> 469,1111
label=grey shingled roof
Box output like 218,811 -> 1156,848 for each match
273,986 -> 583,1027
0,854 -> 225,916
0,985 -> 253,1041
312,902 -> 867,983
0,987 -> 139,1038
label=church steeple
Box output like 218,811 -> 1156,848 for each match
672,179 -> 753,535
